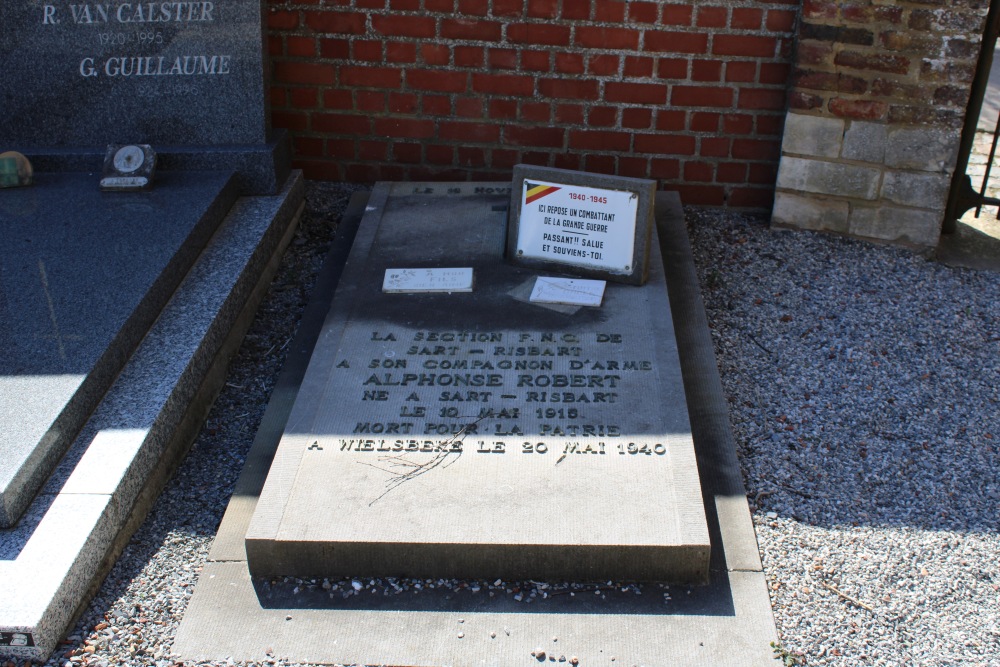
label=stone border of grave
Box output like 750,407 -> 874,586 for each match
172,190 -> 778,667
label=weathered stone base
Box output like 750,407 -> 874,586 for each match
772,112 -> 959,248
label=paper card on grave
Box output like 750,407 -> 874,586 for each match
529,277 -> 606,307
382,268 -> 474,293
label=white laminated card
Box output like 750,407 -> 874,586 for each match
529,276 -> 606,307
382,267 -> 474,293
515,180 -> 637,274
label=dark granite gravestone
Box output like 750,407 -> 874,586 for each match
0,0 -> 288,194
0,0 -> 303,529
246,182 -> 710,583
0,171 -> 238,528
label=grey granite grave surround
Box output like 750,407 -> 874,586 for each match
23,140 -> 292,196
0,171 -> 238,529
174,190 -> 778,666
0,172 -> 304,663
246,182 -> 710,583
0,1 -> 289,194
507,164 -> 656,285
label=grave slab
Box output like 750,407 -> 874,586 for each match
246,182 -> 711,583
0,0 -> 288,193
175,191 -> 778,667
0,170 -> 237,528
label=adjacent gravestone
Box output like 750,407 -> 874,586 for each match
507,165 -> 656,285
0,171 -> 239,528
0,0 -> 288,194
0,0 -> 300,528
246,182 -> 710,583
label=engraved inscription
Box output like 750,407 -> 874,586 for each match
37,2 -> 232,80
309,329 -> 665,461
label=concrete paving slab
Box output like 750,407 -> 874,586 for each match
174,189 -> 778,666
246,182 -> 709,583
0,173 -> 304,662
180,560 -> 774,666
0,171 -> 238,528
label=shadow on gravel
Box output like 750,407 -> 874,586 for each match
54,183 -> 370,657
249,570 -> 734,617
688,210 -> 1000,538
936,218 -> 1000,272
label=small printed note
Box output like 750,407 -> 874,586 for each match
100,176 -> 149,189
383,268 -> 474,293
529,277 -> 606,307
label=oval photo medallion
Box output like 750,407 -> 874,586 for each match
112,145 -> 145,174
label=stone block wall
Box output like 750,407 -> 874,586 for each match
266,0 -> 798,208
772,0 -> 990,247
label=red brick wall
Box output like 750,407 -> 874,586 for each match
267,0 -> 798,208
789,0 -> 987,129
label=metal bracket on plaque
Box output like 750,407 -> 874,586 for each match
100,144 -> 156,191
0,151 -> 33,188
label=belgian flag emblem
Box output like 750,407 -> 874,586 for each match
524,181 -> 561,205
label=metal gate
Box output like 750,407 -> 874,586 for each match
945,0 -> 1000,233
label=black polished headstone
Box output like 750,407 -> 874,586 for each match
0,171 -> 238,527
0,1 -> 288,193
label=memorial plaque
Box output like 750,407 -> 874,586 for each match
507,165 -> 656,285
246,182 -> 710,583
100,143 -> 156,190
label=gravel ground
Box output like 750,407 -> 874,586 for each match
8,185 -> 998,667
688,209 -> 1000,667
